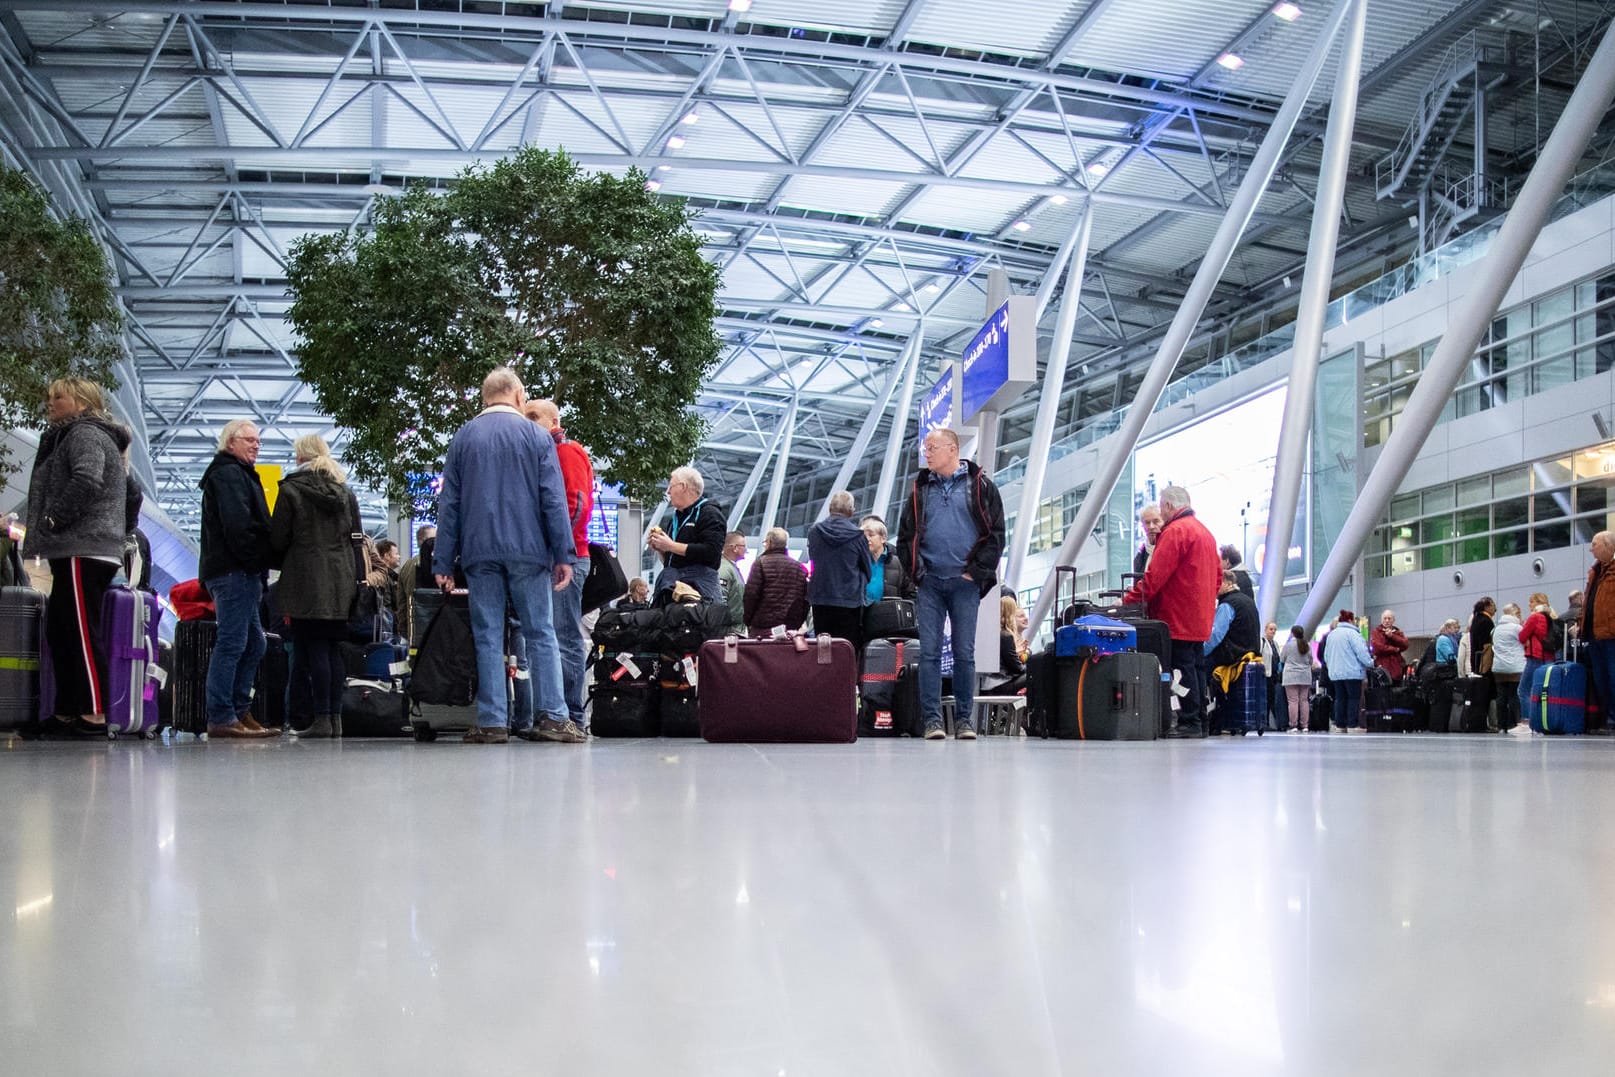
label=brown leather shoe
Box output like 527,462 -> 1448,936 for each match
206,721 -> 273,740
239,714 -> 281,736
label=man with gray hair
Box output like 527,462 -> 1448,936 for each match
896,427 -> 1006,740
647,465 -> 726,602
743,527 -> 808,637
433,367 -> 578,744
1122,484 -> 1221,737
807,490 -> 872,650
196,419 -> 277,738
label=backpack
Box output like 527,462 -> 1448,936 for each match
408,598 -> 477,707
1545,615 -> 1567,657
658,601 -> 727,654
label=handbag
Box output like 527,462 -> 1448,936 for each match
1479,643 -> 1494,675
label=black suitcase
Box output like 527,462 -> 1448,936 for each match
862,598 -> 918,641
1309,690 -> 1333,731
660,686 -> 700,737
340,678 -> 411,737
172,621 -> 286,734
1051,650 -> 1162,740
1450,678 -> 1494,733
590,682 -> 660,737
1025,649 -> 1057,738
0,582 -> 45,729
860,637 -> 921,736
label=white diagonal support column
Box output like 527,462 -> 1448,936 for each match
871,328 -> 926,525
816,353 -> 911,522
1006,203 -> 1093,590
1299,15 -> 1615,632
728,418 -> 791,531
1258,0 -> 1367,623
1027,0 -> 1353,638
760,396 -> 799,530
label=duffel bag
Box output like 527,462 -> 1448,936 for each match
863,598 -> 917,640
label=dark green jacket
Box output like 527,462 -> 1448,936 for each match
269,468 -> 360,622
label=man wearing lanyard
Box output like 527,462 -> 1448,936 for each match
647,466 -> 726,603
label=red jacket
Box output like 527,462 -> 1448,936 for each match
1122,507 -> 1219,642
1370,624 -> 1409,679
551,427 -> 594,559
1519,610 -> 1556,661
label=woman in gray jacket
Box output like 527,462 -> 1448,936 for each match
270,435 -> 361,738
1279,624 -> 1317,732
24,378 -> 132,737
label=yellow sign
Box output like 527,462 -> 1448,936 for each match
256,464 -> 284,516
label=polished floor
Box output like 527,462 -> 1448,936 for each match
3,732 -> 1615,1076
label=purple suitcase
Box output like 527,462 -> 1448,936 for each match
101,583 -> 162,738
698,634 -> 858,743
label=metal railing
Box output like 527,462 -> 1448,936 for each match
1374,31 -> 1507,194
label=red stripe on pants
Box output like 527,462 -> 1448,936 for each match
71,558 -> 104,715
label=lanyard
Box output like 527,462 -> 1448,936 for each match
669,498 -> 708,542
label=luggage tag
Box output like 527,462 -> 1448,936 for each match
682,655 -> 698,689
150,665 -> 168,689
612,653 -> 642,681
389,660 -> 410,677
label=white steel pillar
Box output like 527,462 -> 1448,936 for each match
1257,0 -> 1367,623
1299,15 -> 1615,631
728,417 -> 791,531
1006,203 -> 1094,590
816,350 -> 912,521
872,327 -> 926,524
1026,0 -> 1354,638
760,395 -> 799,530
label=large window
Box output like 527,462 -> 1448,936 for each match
1364,271 -> 1615,447
1366,446 -> 1615,578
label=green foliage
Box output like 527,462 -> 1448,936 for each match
286,147 -> 722,510
0,167 -> 123,477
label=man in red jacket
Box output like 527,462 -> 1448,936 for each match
526,398 -> 595,736
1122,485 -> 1221,738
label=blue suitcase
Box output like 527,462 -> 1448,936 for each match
1221,663 -> 1268,736
1054,614 -> 1136,658
1534,662 -> 1586,735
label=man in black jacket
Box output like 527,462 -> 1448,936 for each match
896,428 -> 1006,741
198,420 -> 275,739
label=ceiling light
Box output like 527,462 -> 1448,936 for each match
893,302 -> 913,312
1012,220 -> 1032,232
666,134 -> 686,149
1216,53 -> 1245,71
1085,161 -> 1109,179
1282,275 -> 1293,288
1272,2 -> 1302,21
729,0 -> 753,11
924,282 -> 940,294
645,179 -> 662,192
1050,193 -> 1068,205
656,164 -> 672,172
871,318 -> 884,328
681,110 -> 700,125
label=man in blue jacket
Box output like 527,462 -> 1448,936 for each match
433,367 -> 578,744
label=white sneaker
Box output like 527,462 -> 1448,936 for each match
1507,724 -> 1536,738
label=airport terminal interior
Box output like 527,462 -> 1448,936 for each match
7,0 -> 1615,1071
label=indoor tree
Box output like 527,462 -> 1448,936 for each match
286,147 -> 722,511
0,166 -> 123,478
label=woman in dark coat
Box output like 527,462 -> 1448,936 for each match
1468,596 -> 1497,718
860,515 -> 915,601
24,377 -> 132,737
270,434 -> 361,738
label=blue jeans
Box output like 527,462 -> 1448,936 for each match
917,574 -> 981,732
464,561 -> 565,729
1331,678 -> 1363,729
204,571 -> 266,726
1518,657 -> 1545,727
553,554 -> 589,727
1588,641 -> 1615,728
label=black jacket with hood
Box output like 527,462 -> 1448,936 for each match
199,451 -> 272,580
895,459 -> 1007,598
270,466 -> 361,622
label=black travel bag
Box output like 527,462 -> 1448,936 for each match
863,598 -> 918,640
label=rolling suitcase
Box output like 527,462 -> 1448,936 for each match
0,573 -> 45,730
1024,649 -> 1057,738
1050,650 -> 1162,741
860,637 -> 921,737
101,581 -> 162,738
862,597 -> 918,640
1054,614 -> 1136,659
256,633 -> 289,730
340,678 -> 411,737
1309,690 -> 1333,732
698,634 -> 858,743
1449,678 -> 1494,733
1219,663 -> 1267,737
172,621 -> 288,735
590,682 -> 660,737
1534,662 -> 1587,735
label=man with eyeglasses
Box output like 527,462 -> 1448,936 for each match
198,419 -> 277,738
647,467 -> 726,603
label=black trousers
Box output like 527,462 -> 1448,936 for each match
812,604 -> 864,653
289,620 -> 345,717
44,557 -> 118,717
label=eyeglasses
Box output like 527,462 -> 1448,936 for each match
233,435 -> 261,445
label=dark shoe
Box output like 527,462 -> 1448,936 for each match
923,725 -> 946,740
206,721 -> 272,740
74,716 -> 110,738
38,716 -> 76,739
512,725 -> 544,742
463,726 -> 509,744
538,718 -> 587,743
955,725 -> 977,740
293,714 -> 333,739
330,713 -> 342,739
1165,725 -> 1206,739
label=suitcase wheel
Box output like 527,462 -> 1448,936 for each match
412,725 -> 437,743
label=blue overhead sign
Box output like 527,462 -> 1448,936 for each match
958,295 -> 1037,422
917,363 -> 958,464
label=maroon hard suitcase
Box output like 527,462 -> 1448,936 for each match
698,634 -> 858,743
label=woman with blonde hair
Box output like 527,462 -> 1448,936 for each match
24,377 -> 133,737
270,434 -> 361,738
986,593 -> 1028,693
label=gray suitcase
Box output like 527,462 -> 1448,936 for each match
1052,650 -> 1162,740
0,583 -> 45,729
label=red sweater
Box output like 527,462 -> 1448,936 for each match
551,428 -> 594,558
1519,610 -> 1555,661
1122,507 -> 1220,642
